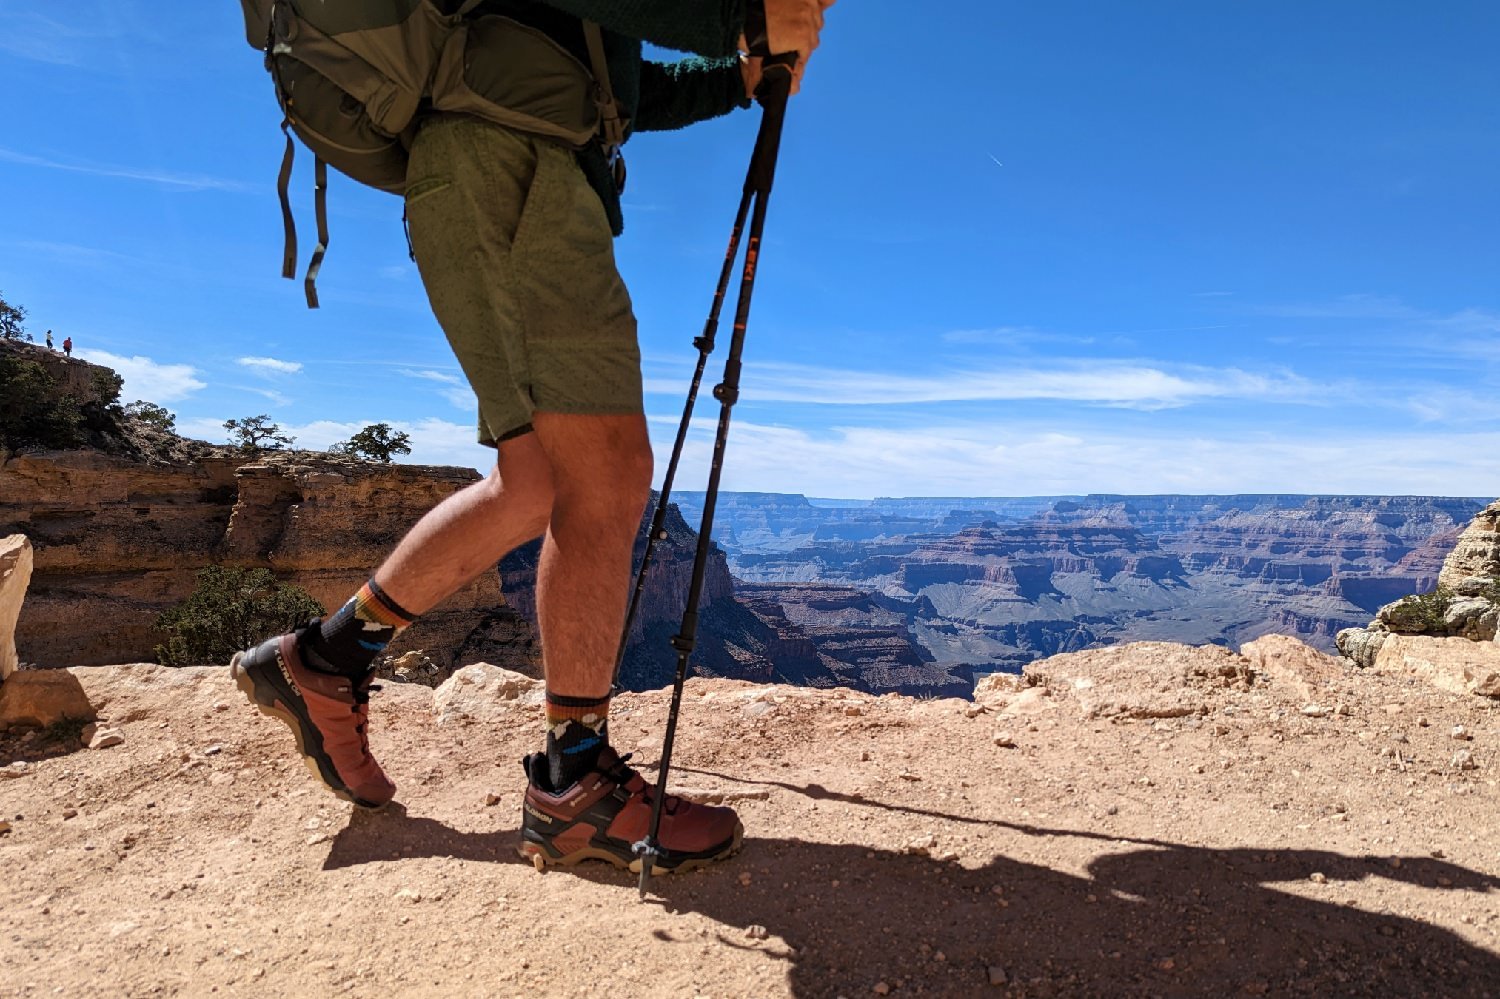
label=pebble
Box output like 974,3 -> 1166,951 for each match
738,872 -> 753,887
859,749 -> 871,762
394,888 -> 422,903
484,792 -> 501,807
898,771 -> 921,781
872,983 -> 890,996
203,745 -> 223,756
903,835 -> 937,857
1451,725 -> 1470,741
745,924 -> 769,940
993,732 -> 1016,748
1452,750 -> 1478,771
1,762 -> 33,779
1300,705 -> 1329,718
987,965 -> 1008,986
1309,872 -> 1327,884
62,808 -> 78,820
0,820 -> 10,835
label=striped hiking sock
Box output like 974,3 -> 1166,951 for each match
544,691 -> 611,791
301,578 -> 416,679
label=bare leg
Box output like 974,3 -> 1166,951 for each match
531,411 -> 653,699
371,432 -> 554,615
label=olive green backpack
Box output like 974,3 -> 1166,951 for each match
239,0 -> 625,307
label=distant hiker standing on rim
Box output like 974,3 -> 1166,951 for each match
61,336 -> 71,356
45,330 -> 53,350
231,0 -> 834,875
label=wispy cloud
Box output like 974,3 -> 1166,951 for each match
396,368 -> 472,408
648,416 -> 1500,498
237,356 -> 303,376
398,368 -> 464,385
0,11 -> 95,66
644,359 -> 1325,410
75,350 -> 206,403
0,148 -> 252,193
1251,294 -> 1426,321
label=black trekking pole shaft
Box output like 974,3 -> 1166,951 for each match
636,58 -> 793,898
613,186 -> 757,688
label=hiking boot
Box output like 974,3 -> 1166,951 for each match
229,629 -> 395,809
518,747 -> 742,875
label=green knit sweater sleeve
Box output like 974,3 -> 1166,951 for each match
532,0 -> 745,57
636,57 -> 751,132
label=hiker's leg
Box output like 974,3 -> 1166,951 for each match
371,432 -> 554,614
301,433 -> 552,678
532,410 -> 653,699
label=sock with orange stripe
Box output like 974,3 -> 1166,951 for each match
300,578 -> 416,679
544,691 -> 610,791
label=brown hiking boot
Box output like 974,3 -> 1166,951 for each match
230,630 -> 395,809
518,748 -> 743,875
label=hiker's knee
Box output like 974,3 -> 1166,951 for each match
536,413 -> 653,527
484,433 -> 555,528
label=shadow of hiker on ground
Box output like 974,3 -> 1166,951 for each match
320,803 -> 1500,997
649,836 -> 1499,997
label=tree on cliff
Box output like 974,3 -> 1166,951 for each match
329,422 -> 412,463
155,566 -> 324,666
126,401 -> 176,433
0,292 -> 31,342
224,414 -> 294,453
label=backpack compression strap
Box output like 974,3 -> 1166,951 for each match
583,22 -> 627,190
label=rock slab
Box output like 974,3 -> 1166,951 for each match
0,534 -> 32,681
1373,634 -> 1500,698
0,669 -> 95,728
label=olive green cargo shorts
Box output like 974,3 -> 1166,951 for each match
404,116 -> 642,446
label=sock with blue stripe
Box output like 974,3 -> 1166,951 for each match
300,578 -> 416,679
544,692 -> 610,791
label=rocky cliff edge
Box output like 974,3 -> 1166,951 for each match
2,630 -> 1497,997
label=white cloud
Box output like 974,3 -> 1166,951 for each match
75,350 -> 206,404
237,356 -> 303,375
649,360 -> 1325,410
648,417 -> 1500,498
0,147 -> 252,194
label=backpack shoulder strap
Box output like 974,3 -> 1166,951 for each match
583,21 -> 626,153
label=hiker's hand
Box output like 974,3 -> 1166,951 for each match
756,0 -> 835,95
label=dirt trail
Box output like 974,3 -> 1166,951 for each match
2,644 -> 1499,998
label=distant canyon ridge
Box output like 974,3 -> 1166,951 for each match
672,491 -> 1487,675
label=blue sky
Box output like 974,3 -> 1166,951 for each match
3,2 -> 1498,497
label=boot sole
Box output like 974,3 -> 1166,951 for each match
518,821 -> 744,876
230,651 -> 388,812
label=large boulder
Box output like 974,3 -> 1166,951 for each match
1239,633 -> 1345,702
1373,634 -> 1500,698
0,534 -> 33,681
0,669 -> 95,728
432,663 -> 544,726
1438,499 -> 1500,591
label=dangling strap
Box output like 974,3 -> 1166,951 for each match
583,22 -> 625,153
277,121 -> 298,280
304,155 -> 329,309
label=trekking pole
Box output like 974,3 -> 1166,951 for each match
633,52 -> 796,898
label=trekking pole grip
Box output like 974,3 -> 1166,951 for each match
754,51 -> 797,105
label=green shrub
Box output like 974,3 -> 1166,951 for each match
155,566 -> 325,666
125,400 -> 176,433
1382,586 -> 1453,634
0,355 -> 86,448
